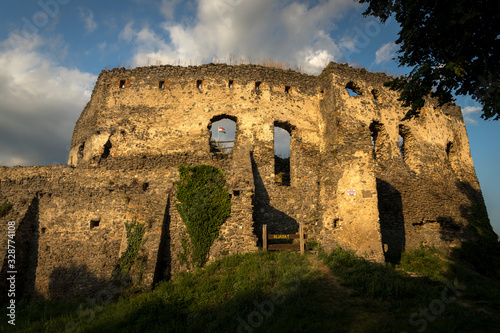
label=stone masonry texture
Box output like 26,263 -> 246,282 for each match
0,62 -> 491,301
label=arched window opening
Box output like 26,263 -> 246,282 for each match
228,80 -> 234,88
274,121 -> 294,186
346,81 -> 362,97
208,115 -> 237,157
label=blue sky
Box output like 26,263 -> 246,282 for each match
0,0 -> 498,236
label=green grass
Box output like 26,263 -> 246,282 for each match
320,246 -> 500,332
397,245 -> 450,281
10,248 -> 500,333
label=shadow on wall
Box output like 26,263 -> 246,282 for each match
153,197 -> 172,285
49,264 -> 120,302
250,152 -> 298,244
0,196 -> 40,305
447,181 -> 500,278
376,178 -> 405,264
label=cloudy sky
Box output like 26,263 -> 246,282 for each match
0,0 -> 498,235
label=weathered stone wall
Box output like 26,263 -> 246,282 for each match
318,62 -> 483,262
0,62 -> 491,301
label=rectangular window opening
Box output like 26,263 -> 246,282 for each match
196,80 -> 202,89
159,80 -> 165,89
119,80 -> 126,89
228,80 -> 234,88
233,190 -> 240,197
90,219 -> 100,229
255,81 -> 261,90
285,86 -> 290,94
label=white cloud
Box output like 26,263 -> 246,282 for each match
462,106 -> 482,115
79,8 -> 98,33
161,0 -> 182,20
0,33 -> 96,166
462,106 -> 482,124
120,0 -> 360,74
375,42 -> 397,65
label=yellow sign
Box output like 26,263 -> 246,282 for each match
271,235 -> 290,239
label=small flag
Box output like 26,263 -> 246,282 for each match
218,127 -> 226,134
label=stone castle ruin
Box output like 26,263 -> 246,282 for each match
0,62 -> 490,300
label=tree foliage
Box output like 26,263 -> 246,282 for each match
358,0 -> 500,120
176,165 -> 231,267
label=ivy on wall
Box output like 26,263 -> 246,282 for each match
176,165 -> 231,267
115,220 -> 147,284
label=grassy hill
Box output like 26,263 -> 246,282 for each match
9,246 -> 500,333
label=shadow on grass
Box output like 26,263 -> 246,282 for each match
321,247 -> 500,333
13,247 -> 500,333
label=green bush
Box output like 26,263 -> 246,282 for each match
175,165 -> 231,267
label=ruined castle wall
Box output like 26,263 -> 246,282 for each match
69,64 -> 324,238
1,62 -> 490,302
0,166 -> 181,300
0,159 -> 259,299
321,63 -> 481,261
315,66 -> 383,261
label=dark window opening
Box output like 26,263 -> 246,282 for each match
446,142 -> 453,158
370,121 -> 393,162
119,80 -> 126,89
228,80 -> 233,88
372,89 -> 380,102
333,218 -> 339,228
255,81 -> 261,90
233,190 -> 240,197
346,81 -> 361,97
142,183 -> 149,192
120,130 -> 126,135
196,80 -> 202,89
90,219 -> 100,229
41,227 -> 46,234
370,129 -> 377,158
159,80 -> 165,89
101,139 -> 112,159
285,86 -> 291,94
274,120 -> 295,186
369,121 -> 387,160
77,142 -> 85,161
208,114 -> 237,157
398,134 -> 405,159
